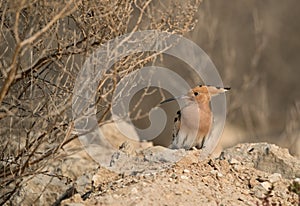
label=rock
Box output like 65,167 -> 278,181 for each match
176,150 -> 200,166
221,143 -> 300,178
13,174 -> 70,206
268,173 -> 282,183
252,186 -> 265,199
228,158 -> 240,165
261,181 -> 272,191
92,167 -> 119,187
180,175 -> 189,180
106,145 -> 188,175
61,193 -> 84,206
131,187 -> 138,194
210,170 -> 223,178
248,176 -> 258,188
183,169 -> 190,173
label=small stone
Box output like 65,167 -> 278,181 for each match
170,173 -> 177,179
217,172 -> 223,178
112,194 -> 120,198
248,177 -> 258,188
132,178 -> 139,183
233,164 -> 241,171
261,182 -> 272,191
180,175 -> 189,180
131,187 -> 138,194
229,158 -> 240,165
235,181 -> 241,187
183,169 -> 190,174
210,170 -> 217,175
269,173 -> 282,183
61,193 -> 83,205
252,185 -> 265,199
210,170 -> 223,178
184,189 -> 191,194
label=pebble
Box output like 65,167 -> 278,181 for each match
248,177 -> 258,188
183,169 -> 190,173
170,173 -> 177,179
175,191 -> 182,195
112,194 -> 120,199
229,158 -> 240,165
132,178 -> 139,183
233,164 -> 241,171
131,187 -> 138,194
210,170 -> 223,177
261,182 -> 272,191
180,175 -> 189,180
217,172 -> 223,178
269,173 -> 282,183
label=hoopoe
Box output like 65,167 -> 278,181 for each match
160,85 -> 230,150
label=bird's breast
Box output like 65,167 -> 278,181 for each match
181,103 -> 212,132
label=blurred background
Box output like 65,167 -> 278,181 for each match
145,0 -> 300,156
192,0 -> 300,155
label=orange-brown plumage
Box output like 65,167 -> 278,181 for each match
161,85 -> 230,149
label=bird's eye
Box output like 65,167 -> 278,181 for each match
194,92 -> 199,96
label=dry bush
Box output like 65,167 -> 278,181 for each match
0,0 -> 201,204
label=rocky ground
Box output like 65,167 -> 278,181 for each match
9,140 -> 300,206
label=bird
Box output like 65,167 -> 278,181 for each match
160,85 -> 230,150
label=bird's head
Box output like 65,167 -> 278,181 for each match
160,85 -> 230,105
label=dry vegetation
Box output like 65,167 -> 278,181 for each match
0,0 -> 201,204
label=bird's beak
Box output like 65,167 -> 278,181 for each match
160,95 -> 186,105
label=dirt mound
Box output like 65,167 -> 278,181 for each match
10,142 -> 300,205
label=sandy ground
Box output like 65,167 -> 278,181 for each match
7,129 -> 299,206
58,143 -> 300,206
